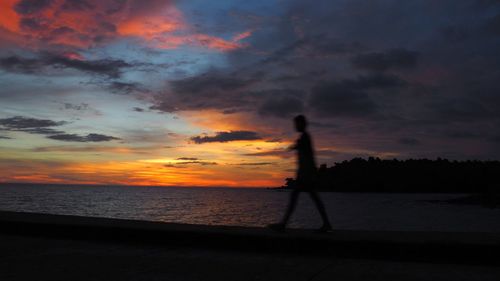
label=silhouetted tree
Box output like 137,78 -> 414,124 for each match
280,158 -> 500,193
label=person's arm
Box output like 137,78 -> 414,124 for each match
288,135 -> 301,151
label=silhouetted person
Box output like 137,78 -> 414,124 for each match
270,115 -> 332,232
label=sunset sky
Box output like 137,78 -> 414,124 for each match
1,0 -> 500,187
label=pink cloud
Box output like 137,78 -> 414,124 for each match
0,0 -> 251,52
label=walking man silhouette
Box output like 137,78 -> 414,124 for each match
269,115 -> 332,232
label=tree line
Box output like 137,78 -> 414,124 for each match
281,157 -> 500,193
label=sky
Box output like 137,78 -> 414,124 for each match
1,0 -> 500,187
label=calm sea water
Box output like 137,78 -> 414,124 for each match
1,183 -> 500,232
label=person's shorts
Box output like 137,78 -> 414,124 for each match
295,176 -> 316,190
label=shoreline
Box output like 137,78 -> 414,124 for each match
1,210 -> 499,265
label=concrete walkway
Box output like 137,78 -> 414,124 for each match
1,211 -> 500,280
2,233 -> 500,281
1,211 -> 499,264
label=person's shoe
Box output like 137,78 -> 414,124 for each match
316,224 -> 333,233
268,223 -> 286,233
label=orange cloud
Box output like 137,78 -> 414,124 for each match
0,0 -> 250,52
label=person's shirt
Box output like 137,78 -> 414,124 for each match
295,131 -> 317,175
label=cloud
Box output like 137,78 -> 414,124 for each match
63,103 -> 89,111
0,135 -> 12,139
347,74 -> 407,89
351,48 -> 418,72
191,131 -> 261,144
163,164 -> 187,168
0,116 -> 120,142
243,149 -> 291,158
232,162 -> 274,166
0,116 -> 65,129
60,0 -> 94,12
170,70 -> 259,94
307,73 -> 408,118
0,54 -> 131,78
107,81 -> 147,94
165,160 -> 218,167
0,116 -> 66,135
14,0 -> 53,15
176,157 -> 199,160
483,13 -> 500,35
398,137 -> 420,146
47,133 -> 120,142
261,35 -> 364,65
1,0 -> 251,51
309,80 -> 377,118
152,69 -> 262,112
257,89 -> 305,118
258,95 -> 304,118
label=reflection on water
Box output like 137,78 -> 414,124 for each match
1,183 -> 500,232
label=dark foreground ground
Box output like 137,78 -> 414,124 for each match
1,211 -> 499,281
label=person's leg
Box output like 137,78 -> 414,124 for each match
308,190 -> 331,228
281,188 -> 300,226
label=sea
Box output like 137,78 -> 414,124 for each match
1,183 -> 499,232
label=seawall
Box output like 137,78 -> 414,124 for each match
1,211 -> 499,265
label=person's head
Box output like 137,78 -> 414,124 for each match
294,115 -> 307,132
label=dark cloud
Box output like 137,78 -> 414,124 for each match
47,133 -> 120,142
107,81 -> 146,94
165,161 -> 218,167
351,49 -> 418,72
0,116 -> 66,135
232,162 -> 274,166
257,89 -> 305,118
152,70 -> 263,112
47,26 -> 76,39
47,55 -> 130,78
14,0 -> 53,15
63,103 -> 89,111
177,157 -> 199,160
0,56 -> 43,74
434,98 -> 496,122
0,135 -> 12,139
191,131 -> 261,144
258,96 -> 304,118
164,164 -> 188,168
21,127 -> 66,135
309,80 -> 377,118
0,55 -> 131,78
132,107 -> 145,112
0,116 -> 65,129
261,35 -> 364,64
303,35 -> 365,58
265,138 -> 283,143
0,116 -> 120,142
60,0 -> 94,11
398,137 -> 420,146
442,26 -> 470,43
243,149 -> 291,158
444,131 -> 483,139
483,13 -> 500,35
261,39 -> 307,65
307,74 -> 408,118
171,70 -> 258,93
19,18 -> 46,31
349,74 -> 407,89
476,0 -> 500,6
